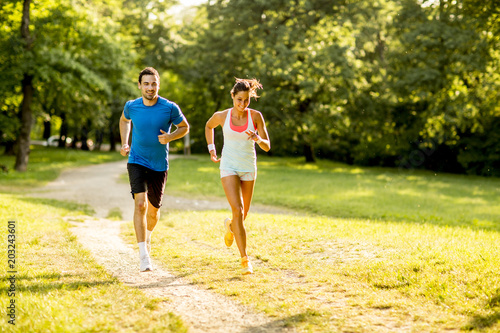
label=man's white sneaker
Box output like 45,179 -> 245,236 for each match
140,255 -> 153,272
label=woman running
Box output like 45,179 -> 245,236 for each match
205,78 -> 271,275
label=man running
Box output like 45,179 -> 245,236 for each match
119,67 -> 189,272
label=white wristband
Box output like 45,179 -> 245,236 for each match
256,138 -> 262,144
208,144 -> 216,152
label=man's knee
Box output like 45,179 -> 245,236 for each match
147,206 -> 160,220
134,196 -> 148,214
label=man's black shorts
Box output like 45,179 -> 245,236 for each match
127,163 -> 168,209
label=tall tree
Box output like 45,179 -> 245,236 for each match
387,0 -> 496,173
15,0 -> 33,171
2,0 -> 136,163
175,0 -> 352,161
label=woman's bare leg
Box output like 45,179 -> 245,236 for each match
241,180 -> 256,220
221,175 -> 247,257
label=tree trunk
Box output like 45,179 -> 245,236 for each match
95,129 -> 103,151
71,135 -> 78,149
3,141 -> 16,156
80,120 -> 90,151
43,120 -> 51,140
15,75 -> 34,171
14,0 -> 33,172
303,143 -> 315,163
376,31 -> 385,63
59,113 -> 68,148
108,116 -> 117,152
297,98 -> 316,163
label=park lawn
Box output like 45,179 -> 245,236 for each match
0,146 -> 123,192
166,155 -> 500,231
123,211 -> 499,332
0,147 -> 186,332
119,155 -> 500,332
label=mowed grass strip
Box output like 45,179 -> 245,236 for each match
166,155 -> 500,231
120,155 -> 500,332
0,194 -> 186,333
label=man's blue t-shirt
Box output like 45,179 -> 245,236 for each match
123,96 -> 184,171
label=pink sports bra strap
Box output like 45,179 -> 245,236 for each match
229,109 -> 255,133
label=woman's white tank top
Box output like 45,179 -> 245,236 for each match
220,108 -> 257,172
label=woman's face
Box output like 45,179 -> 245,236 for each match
232,90 -> 250,112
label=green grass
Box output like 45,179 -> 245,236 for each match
2,149 -> 499,331
0,146 -> 123,192
166,155 -> 500,230
107,207 -> 124,220
115,154 -> 500,332
0,194 -> 186,332
0,147 -> 185,332
123,210 -> 500,332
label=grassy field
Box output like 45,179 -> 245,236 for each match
0,147 -> 186,332
0,146 -> 123,192
117,155 -> 500,332
166,155 -> 500,230
1,148 -> 499,332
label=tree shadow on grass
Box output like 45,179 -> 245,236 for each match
465,291 -> 500,331
1,272 -> 117,294
1,272 -> 73,282
241,309 -> 324,332
17,196 -> 95,216
466,312 -> 500,331
2,269 -> 118,294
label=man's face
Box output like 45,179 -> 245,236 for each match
138,74 -> 160,100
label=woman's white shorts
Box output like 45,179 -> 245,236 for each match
220,169 -> 256,181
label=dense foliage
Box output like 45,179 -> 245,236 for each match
1,0 -> 498,175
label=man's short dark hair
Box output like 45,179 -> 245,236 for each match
138,67 -> 160,84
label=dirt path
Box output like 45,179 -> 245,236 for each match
30,158 -> 295,333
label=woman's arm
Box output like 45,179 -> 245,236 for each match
247,110 -> 271,152
205,111 -> 226,162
